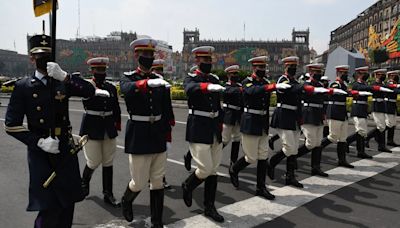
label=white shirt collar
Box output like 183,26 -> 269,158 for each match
35,70 -> 46,80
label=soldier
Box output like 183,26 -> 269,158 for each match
151,58 -> 175,189
364,69 -> 394,152
4,34 -> 95,228
346,67 -> 393,158
182,46 -> 225,222
319,65 -> 372,168
385,70 -> 400,146
80,57 -> 121,207
229,56 -> 291,200
268,57 -> 332,188
296,64 -> 347,177
120,38 -> 173,227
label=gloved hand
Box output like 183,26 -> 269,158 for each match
95,88 -> 110,97
47,62 -> 67,81
276,83 -> 292,90
37,136 -> 60,154
147,78 -> 170,88
313,87 -> 329,94
207,84 -> 225,92
358,91 -> 373,96
380,87 -> 394,93
332,88 -> 348,95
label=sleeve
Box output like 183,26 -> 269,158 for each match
243,82 -> 266,95
352,82 -> 373,92
183,76 -> 209,95
164,87 -> 175,128
120,74 -> 149,94
4,81 -> 41,151
65,74 -> 96,98
112,85 -> 122,130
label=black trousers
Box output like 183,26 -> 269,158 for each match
34,204 -> 75,228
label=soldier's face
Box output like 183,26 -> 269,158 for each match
31,52 -> 51,72
91,67 -> 107,75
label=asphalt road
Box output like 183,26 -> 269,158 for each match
1,97 -> 400,228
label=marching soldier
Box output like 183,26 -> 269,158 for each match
385,70 -> 400,146
4,34 -> 95,228
268,57 -> 331,188
182,46 -> 225,222
346,67 -> 393,158
120,38 -> 173,227
296,64 -> 347,177
319,65 -> 371,168
80,57 -> 121,207
222,65 -> 243,168
151,58 -> 175,189
229,56 -> 291,200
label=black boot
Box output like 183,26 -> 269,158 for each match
255,160 -> 275,200
365,129 -> 378,148
285,156 -> 303,188
229,157 -> 250,188
346,133 -> 357,148
387,127 -> 400,147
321,137 -> 332,150
311,147 -> 329,177
356,133 -> 373,159
378,130 -> 392,153
323,126 -> 330,138
268,134 -> 280,150
297,144 -> 311,157
102,166 -> 121,207
150,189 -> 164,228
230,141 -> 240,164
81,165 -> 94,198
184,150 -> 192,171
204,175 -> 224,223
182,172 -> 203,207
337,142 -> 354,168
121,185 -> 140,222
268,150 -> 286,180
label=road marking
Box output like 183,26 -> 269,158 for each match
167,151 -> 400,228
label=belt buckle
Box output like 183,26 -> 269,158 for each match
149,115 -> 155,124
55,127 -> 61,136
210,112 -> 216,118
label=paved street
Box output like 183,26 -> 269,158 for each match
1,97 -> 400,228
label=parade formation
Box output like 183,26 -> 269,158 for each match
2,2 -> 400,228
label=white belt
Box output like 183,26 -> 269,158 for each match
385,98 -> 397,103
188,109 -> 219,118
86,110 -> 113,117
372,98 -> 385,102
276,103 -> 298,111
303,103 -> 324,108
353,100 -> 368,105
328,101 -> 346,106
130,114 -> 162,123
244,108 -> 267,115
223,103 -> 241,110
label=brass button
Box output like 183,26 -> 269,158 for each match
63,116 -> 67,121
39,119 -> 44,124
33,93 -> 38,98
36,106 -> 41,111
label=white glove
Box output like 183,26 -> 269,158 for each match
37,136 -> 60,154
380,87 -> 394,93
207,84 -> 225,92
95,89 -> 110,97
358,91 -> 373,96
314,87 -> 329,94
276,83 -> 292,90
47,62 -> 67,81
333,88 -> 348,95
147,78 -> 170,88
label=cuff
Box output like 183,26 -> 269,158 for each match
200,83 -> 210,93
372,85 -> 381,91
350,90 -> 359,96
136,79 -> 149,93
303,85 -> 314,94
328,88 -> 334,95
388,84 -> 397,89
264,83 -> 276,92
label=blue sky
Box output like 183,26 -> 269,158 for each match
0,0 -> 376,54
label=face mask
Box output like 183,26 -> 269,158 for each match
287,67 -> 297,77
94,73 -> 106,83
256,70 -> 266,78
322,81 -> 329,88
362,73 -> 370,81
394,76 -> 399,83
341,74 -> 349,82
138,56 -> 154,70
199,62 -> 212,74
36,55 -> 51,72
380,75 -> 386,81
230,75 -> 239,83
313,73 -> 322,81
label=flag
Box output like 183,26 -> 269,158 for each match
33,0 -> 53,17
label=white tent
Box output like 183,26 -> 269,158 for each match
325,46 -> 366,81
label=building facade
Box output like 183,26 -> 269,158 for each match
181,28 -> 311,78
0,49 -> 31,77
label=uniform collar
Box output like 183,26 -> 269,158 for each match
136,67 -> 152,78
35,70 -> 46,80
